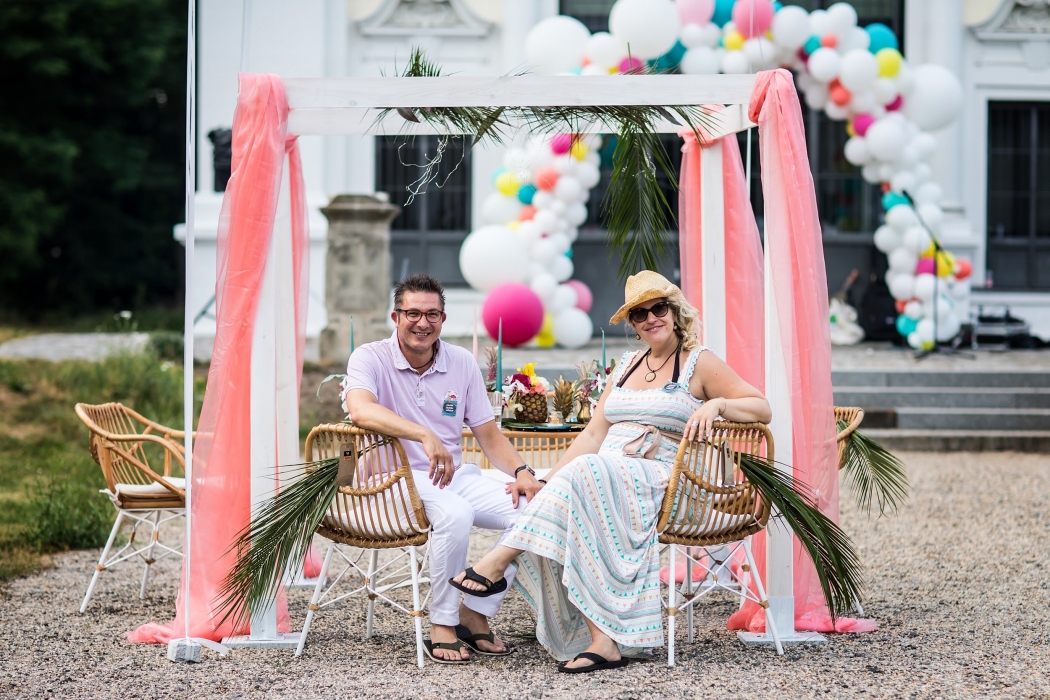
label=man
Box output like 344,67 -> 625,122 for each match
341,273 -> 542,663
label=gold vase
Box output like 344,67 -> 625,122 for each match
514,392 -> 549,424
575,399 -> 592,423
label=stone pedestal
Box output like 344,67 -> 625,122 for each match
319,194 -> 400,364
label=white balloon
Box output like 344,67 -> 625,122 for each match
808,9 -> 829,37
699,23 -> 722,47
609,0 -> 680,60
553,154 -> 578,175
913,273 -> 938,303
771,5 -> 810,50
459,226 -> 529,291
554,176 -> 583,203
548,232 -> 571,255
529,272 -> 558,307
805,84 -> 829,110
878,163 -> 897,182
841,26 -> 870,52
903,64 -> 963,132
911,133 -> 938,160
566,202 -> 589,227
582,133 -> 603,151
886,204 -> 919,232
896,146 -> 919,169
721,50 -> 750,74
890,170 -> 917,194
516,220 -> 540,248
744,38 -> 776,71
913,163 -> 932,183
849,90 -> 877,114
551,283 -> 579,312
888,247 -> 918,273
531,238 -> 558,265
904,300 -> 923,320
550,199 -> 567,216
552,307 -> 593,349
950,277 -> 971,300
531,190 -> 554,210
918,203 -> 943,230
503,148 -> 529,173
895,62 -> 915,95
873,225 -> 900,253
844,136 -> 870,165
680,45 -> 720,74
923,295 -> 953,324
861,162 -> 882,184
887,273 -> 916,301
481,192 -> 522,225
839,49 -> 879,92
872,78 -> 898,105
533,209 -> 560,234
525,16 -> 592,74
575,162 -> 601,190
825,102 -> 850,121
564,226 -> 579,243
679,23 -> 706,49
550,254 -> 574,283
826,2 -> 858,36
586,31 -> 628,70
581,64 -> 607,76
807,48 -> 841,83
937,312 -> 961,342
915,317 -> 934,344
915,181 -> 943,206
865,119 -> 907,161
907,331 -> 923,349
903,226 -> 932,256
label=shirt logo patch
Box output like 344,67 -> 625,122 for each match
441,390 -> 459,417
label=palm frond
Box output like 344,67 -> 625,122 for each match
737,453 -> 866,620
837,420 -> 909,518
215,457 -> 339,629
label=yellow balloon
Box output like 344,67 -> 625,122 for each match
495,171 -> 520,196
846,121 -> 856,137
570,140 -> 588,162
507,220 -> 520,231
876,48 -> 902,78
608,65 -> 619,74
935,250 -> 955,277
535,314 -> 556,347
724,31 -> 745,51
920,242 -> 936,259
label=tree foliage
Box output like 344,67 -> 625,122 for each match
0,0 -> 186,318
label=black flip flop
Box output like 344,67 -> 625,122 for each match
423,639 -> 470,665
448,567 -> 508,598
557,652 -> 629,674
455,624 -> 513,657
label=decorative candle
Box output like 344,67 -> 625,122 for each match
496,318 -> 503,390
601,328 -> 606,371
472,304 -> 479,363
350,316 -> 355,355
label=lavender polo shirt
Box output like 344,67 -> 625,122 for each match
341,332 -> 493,472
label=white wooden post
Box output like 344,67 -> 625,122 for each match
699,139 -> 726,359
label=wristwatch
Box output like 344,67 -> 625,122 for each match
514,465 -> 536,478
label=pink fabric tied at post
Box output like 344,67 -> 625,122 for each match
128,73 -> 310,644
677,71 -> 875,634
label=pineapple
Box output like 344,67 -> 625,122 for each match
514,392 -> 549,423
552,376 -> 575,422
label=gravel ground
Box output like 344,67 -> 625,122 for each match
2,451 -> 1048,699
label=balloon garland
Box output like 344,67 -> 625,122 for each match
460,0 -> 968,349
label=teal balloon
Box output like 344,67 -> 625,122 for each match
803,36 -> 821,56
712,0 -> 734,27
565,248 -> 574,259
895,314 -> 917,337
773,1 -> 782,10
882,192 -> 908,211
517,184 -> 537,205
866,23 -> 898,54
650,40 -> 687,72
491,166 -> 506,185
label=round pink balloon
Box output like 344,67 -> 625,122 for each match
565,280 -> 593,313
732,0 -> 775,39
551,134 -> 573,155
886,95 -> 903,111
915,258 -> 935,276
853,114 -> 875,136
482,283 -> 545,347
675,0 -> 714,25
618,56 -> 644,73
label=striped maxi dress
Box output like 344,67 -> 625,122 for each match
503,348 -> 706,661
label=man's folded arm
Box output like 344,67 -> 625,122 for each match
344,388 -> 431,445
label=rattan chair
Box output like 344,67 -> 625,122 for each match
461,429 -> 579,475
297,424 -> 432,667
657,421 -> 784,664
834,406 -> 865,470
74,402 -> 187,612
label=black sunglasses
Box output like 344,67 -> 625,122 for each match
395,308 -> 445,323
628,301 -> 671,325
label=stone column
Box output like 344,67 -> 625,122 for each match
319,194 -> 400,364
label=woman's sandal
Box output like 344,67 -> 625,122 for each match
455,624 -> 513,657
557,652 -> 629,674
423,639 -> 471,665
448,567 -> 507,598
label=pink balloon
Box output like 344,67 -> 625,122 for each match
675,0 -> 714,25
732,0 -> 775,39
551,134 -> 573,155
618,56 -> 644,73
915,258 -> 935,276
886,95 -> 903,111
565,280 -> 593,313
482,283 -> 545,347
853,114 -> 875,136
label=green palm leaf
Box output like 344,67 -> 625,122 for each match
737,453 -> 866,620
837,420 -> 909,518
215,457 -> 339,629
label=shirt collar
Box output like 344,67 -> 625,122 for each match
389,331 -> 447,373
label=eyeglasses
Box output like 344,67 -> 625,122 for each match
628,301 -> 671,325
395,308 -> 445,323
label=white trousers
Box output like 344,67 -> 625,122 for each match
412,464 -> 524,627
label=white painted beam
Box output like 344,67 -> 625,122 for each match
700,139 -> 727,359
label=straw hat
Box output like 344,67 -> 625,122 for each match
609,270 -> 680,324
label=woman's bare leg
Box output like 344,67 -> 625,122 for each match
451,544 -> 523,592
562,616 -> 622,669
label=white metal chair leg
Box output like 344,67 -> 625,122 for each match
80,510 -> 124,613
853,596 -> 865,615
365,549 -> 379,639
743,539 -> 784,655
409,546 -> 425,669
297,544 -> 335,657
685,547 -> 694,642
139,511 -> 161,599
667,544 -> 677,667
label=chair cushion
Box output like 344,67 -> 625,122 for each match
114,476 -> 185,497
326,476 -> 426,540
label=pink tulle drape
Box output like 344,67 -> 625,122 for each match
678,72 -> 875,634
129,73 -> 310,643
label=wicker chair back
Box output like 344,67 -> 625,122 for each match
460,429 -> 578,471
833,406 -> 865,470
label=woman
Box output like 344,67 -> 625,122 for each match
451,271 -> 772,673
